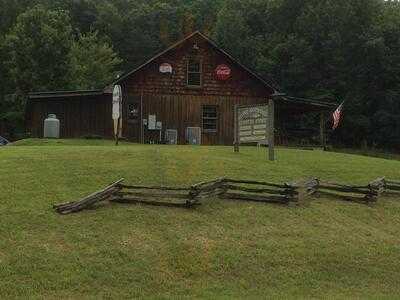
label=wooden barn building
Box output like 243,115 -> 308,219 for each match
26,31 -> 334,145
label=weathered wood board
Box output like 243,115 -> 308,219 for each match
237,104 -> 269,143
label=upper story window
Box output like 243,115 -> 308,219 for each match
187,58 -> 202,87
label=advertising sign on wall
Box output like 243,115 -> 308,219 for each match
215,64 -> 231,81
159,63 -> 173,74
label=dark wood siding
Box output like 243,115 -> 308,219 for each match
120,33 -> 273,145
27,94 -> 113,138
26,32 -> 275,144
123,34 -> 271,98
122,93 -> 267,145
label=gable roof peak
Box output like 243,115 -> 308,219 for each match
112,31 -> 278,93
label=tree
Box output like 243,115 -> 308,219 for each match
212,0 -> 400,149
0,0 -> 399,149
0,5 -> 74,139
213,0 -> 254,67
69,30 -> 122,90
3,5 -> 73,93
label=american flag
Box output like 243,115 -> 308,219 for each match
332,102 -> 344,130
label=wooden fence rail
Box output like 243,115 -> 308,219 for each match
53,177 -> 400,214
380,178 -> 400,196
53,179 -> 124,214
221,178 -> 300,204
305,178 -> 380,204
111,184 -> 194,208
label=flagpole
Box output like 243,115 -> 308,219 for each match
323,101 -> 344,150
320,112 -> 326,150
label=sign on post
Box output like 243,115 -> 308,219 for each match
237,104 -> 268,143
234,102 -> 275,161
112,85 -> 122,145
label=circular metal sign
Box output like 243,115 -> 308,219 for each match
215,64 -> 231,81
112,85 -> 122,120
159,63 -> 173,74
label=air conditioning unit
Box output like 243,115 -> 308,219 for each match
186,127 -> 201,145
165,129 -> 178,145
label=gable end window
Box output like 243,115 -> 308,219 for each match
187,59 -> 202,87
202,105 -> 218,132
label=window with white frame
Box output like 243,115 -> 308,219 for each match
187,58 -> 202,87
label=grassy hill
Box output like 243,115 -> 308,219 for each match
1,139 -> 400,299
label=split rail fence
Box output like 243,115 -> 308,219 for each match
53,177 -> 400,215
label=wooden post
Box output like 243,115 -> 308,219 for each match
268,99 -> 275,161
320,112 -> 326,150
119,85 -> 123,139
140,90 -> 144,144
234,104 -> 239,152
115,117 -> 120,146
118,115 -> 123,138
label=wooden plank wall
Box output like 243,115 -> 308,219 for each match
27,94 -> 113,138
119,34 -> 273,145
123,35 -> 271,99
26,33 -> 275,144
125,93 -> 267,145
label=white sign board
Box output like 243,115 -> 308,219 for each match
148,115 -> 156,130
159,63 -> 172,74
237,104 -> 268,143
112,85 -> 122,120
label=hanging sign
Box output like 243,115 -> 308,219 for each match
215,64 -> 231,81
159,63 -> 173,74
148,115 -> 156,130
112,85 -> 123,144
234,102 -> 275,161
112,85 -> 122,120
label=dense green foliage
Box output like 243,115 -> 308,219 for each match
0,0 -> 399,149
1,140 -> 400,298
69,31 -> 122,89
214,0 -> 400,149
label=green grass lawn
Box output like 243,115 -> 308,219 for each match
1,139 -> 400,299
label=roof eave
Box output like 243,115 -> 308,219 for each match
280,96 -> 337,110
112,31 -> 201,86
28,89 -> 110,100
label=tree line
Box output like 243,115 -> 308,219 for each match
0,0 -> 399,150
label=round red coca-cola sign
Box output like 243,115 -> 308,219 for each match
215,64 -> 231,80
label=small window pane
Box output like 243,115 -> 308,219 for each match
202,105 -> 218,132
188,60 -> 200,72
188,73 -> 201,86
187,59 -> 202,87
203,107 -> 217,118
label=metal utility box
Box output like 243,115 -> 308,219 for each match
186,127 -> 201,145
165,129 -> 178,144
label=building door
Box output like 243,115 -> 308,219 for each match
126,96 -> 142,142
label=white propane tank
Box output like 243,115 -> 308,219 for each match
43,114 -> 60,138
